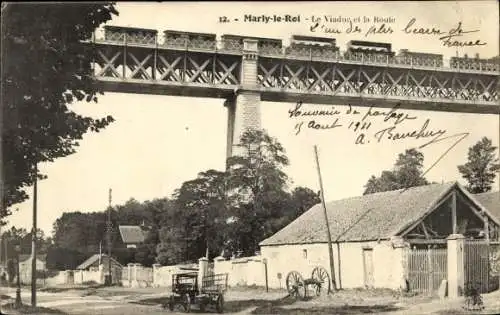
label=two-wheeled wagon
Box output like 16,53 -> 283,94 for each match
163,271 -> 228,313
285,266 -> 331,300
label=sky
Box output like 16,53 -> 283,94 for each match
6,1 -> 500,235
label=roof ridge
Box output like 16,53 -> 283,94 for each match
260,181 -> 461,246
325,181 -> 456,204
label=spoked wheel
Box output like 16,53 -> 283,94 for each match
183,293 -> 192,313
286,271 -> 306,300
216,294 -> 224,313
311,266 -> 331,296
164,296 -> 175,311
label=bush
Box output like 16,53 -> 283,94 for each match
462,282 -> 484,311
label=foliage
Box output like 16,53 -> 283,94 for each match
45,246 -> 87,270
458,137 -> 500,194
156,226 -> 186,265
45,129 -> 320,265
6,259 -> 16,284
363,149 -> 429,195
224,129 -> 290,256
462,282 -> 484,311
1,226 -> 50,260
2,3 -> 118,216
49,198 -> 176,268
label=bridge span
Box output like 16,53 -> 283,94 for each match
87,26 -> 500,157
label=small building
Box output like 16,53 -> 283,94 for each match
260,182 -> 500,292
75,254 -> 123,285
18,254 -> 46,284
119,225 -> 146,249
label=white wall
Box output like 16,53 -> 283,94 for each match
260,240 -> 405,290
74,269 -> 102,284
214,256 -> 266,287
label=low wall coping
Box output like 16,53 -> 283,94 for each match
447,234 -> 466,240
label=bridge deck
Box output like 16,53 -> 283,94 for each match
88,29 -> 500,115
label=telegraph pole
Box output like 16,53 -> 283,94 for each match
107,188 -> 112,285
31,164 -> 38,307
314,146 -> 337,292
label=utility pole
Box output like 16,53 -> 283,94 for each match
314,146 -> 337,292
31,164 -> 38,307
107,188 -> 112,285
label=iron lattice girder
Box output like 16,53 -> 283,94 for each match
91,42 -> 499,113
257,58 -> 499,103
94,44 -> 241,85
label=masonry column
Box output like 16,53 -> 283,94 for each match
225,38 -> 261,159
198,257 -> 208,291
447,234 -> 466,298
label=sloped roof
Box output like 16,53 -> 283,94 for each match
118,225 -> 146,244
474,191 -> 500,220
76,254 -> 122,270
260,182 -> 498,246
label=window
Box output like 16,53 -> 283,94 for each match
303,249 -> 308,259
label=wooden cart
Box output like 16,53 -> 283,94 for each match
164,271 -> 228,313
285,266 -> 331,300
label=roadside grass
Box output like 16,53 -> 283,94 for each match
1,303 -> 68,315
39,284 -> 106,293
251,303 -> 402,314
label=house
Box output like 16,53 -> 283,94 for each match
74,254 -> 123,285
118,225 -> 146,249
259,182 -> 500,291
18,254 -> 46,284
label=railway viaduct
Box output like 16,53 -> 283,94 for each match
88,26 -> 500,158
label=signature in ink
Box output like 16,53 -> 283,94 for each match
439,22 -> 487,47
373,119 -> 446,143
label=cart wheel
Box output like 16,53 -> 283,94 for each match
183,293 -> 192,313
311,266 -> 331,296
286,271 -> 306,300
216,294 -> 224,313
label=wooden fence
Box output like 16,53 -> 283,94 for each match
464,239 -> 491,293
406,248 -> 447,295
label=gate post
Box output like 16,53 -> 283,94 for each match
447,234 -> 465,298
198,257 -> 208,290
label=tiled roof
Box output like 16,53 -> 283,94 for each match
474,191 -> 500,220
260,182 -> 498,246
118,225 -> 146,244
76,254 -> 122,270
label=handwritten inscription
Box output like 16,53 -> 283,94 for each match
308,16 -> 487,46
289,101 -> 448,147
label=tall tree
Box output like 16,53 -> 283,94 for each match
2,3 -> 118,216
163,170 -> 227,261
458,137 -> 500,193
156,226 -> 186,266
225,129 -> 290,255
363,148 -> 429,195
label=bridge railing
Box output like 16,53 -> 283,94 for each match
89,27 -> 500,73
